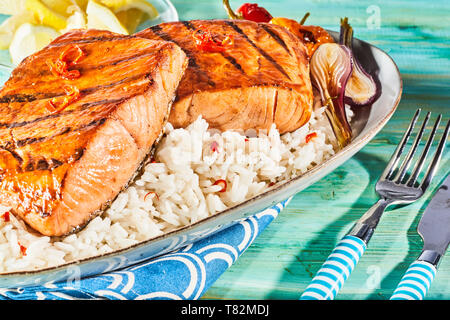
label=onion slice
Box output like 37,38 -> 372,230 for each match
340,18 -> 381,106
310,43 -> 353,148
344,59 -> 379,106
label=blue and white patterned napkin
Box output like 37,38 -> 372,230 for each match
0,198 -> 291,300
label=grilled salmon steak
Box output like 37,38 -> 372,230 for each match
137,19 -> 313,134
0,29 -> 188,236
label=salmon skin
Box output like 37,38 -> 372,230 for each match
0,29 -> 188,236
137,19 -> 313,134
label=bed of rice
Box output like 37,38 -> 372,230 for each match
0,106 -> 351,273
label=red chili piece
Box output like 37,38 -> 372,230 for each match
47,59 -> 80,80
210,141 -> 219,152
18,242 -> 27,256
305,132 -> 317,143
213,179 -> 227,192
1,212 -> 10,222
193,28 -> 234,53
47,45 -> 85,80
46,85 -> 81,114
237,3 -> 273,23
144,191 -> 159,201
60,45 -> 85,66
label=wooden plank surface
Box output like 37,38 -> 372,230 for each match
168,0 -> 450,300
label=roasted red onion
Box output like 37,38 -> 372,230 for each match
310,19 -> 381,148
310,43 -> 353,148
344,59 -> 380,106
340,18 -> 381,106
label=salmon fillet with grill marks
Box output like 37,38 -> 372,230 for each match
0,29 -> 188,236
137,19 -> 313,134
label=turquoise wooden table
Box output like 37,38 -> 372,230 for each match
168,0 -> 450,300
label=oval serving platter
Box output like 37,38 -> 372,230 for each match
0,14 -> 402,286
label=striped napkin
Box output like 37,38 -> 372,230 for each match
0,198 -> 291,300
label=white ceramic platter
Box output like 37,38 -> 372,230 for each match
0,18 -> 402,286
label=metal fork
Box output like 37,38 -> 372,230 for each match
300,109 -> 450,300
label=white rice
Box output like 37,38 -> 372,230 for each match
0,106 -> 351,273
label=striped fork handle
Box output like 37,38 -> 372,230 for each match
390,261 -> 436,300
300,235 -> 367,300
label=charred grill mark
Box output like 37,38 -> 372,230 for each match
225,21 -> 292,81
149,25 -> 216,88
181,21 -> 246,75
106,51 -> 155,67
222,54 -> 245,74
260,24 -> 292,56
7,112 -> 63,129
24,147 -> 83,174
181,20 -> 195,30
48,35 -> 132,47
80,73 -> 153,95
1,131 -> 23,166
0,136 -> 13,150
16,136 -> 46,148
36,159 -> 49,171
0,71 -> 150,105
0,146 -> 23,165
73,148 -> 84,161
149,25 -> 170,40
0,93 -> 47,104
80,117 -> 107,130
15,118 -> 107,149
16,127 -> 70,148
25,160 -> 34,171
78,97 -> 127,109
0,94 -> 38,104
50,158 -> 63,168
3,51 -> 158,91
23,157 -> 61,171
0,74 -> 149,129
9,150 -> 23,165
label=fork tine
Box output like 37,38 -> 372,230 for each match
394,111 -> 431,183
420,118 -> 450,191
407,114 -> 441,186
381,109 -> 421,180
